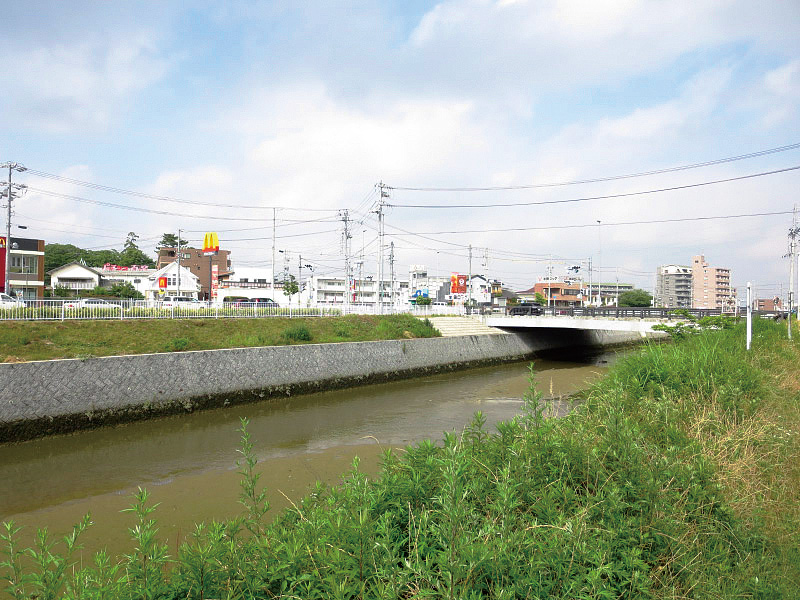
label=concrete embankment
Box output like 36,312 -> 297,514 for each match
0,329 -> 649,442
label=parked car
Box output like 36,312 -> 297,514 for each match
160,296 -> 206,309
248,297 -> 279,307
509,302 -> 544,316
64,298 -> 122,310
0,293 -> 25,308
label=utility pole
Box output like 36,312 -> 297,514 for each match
789,206 -> 799,339
298,254 -> 303,308
389,241 -> 395,312
272,208 -> 277,293
376,182 -> 389,314
341,209 -> 352,311
468,244 -> 473,311
177,228 -> 182,298
597,220 -> 602,306
1,162 -> 27,296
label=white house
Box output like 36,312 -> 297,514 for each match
48,262 -> 102,292
146,262 -> 200,301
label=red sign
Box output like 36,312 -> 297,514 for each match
103,263 -> 151,272
158,276 -> 167,289
211,264 -> 219,300
0,237 -> 5,293
451,273 -> 467,294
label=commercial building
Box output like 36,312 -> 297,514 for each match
157,246 -> 232,301
755,297 -> 783,312
519,277 -> 584,308
655,264 -> 693,308
308,274 -> 410,307
0,236 -> 45,298
691,255 -> 735,312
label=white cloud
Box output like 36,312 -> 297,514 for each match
1,34 -> 170,132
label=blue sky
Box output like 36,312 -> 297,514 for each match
2,0 -> 800,296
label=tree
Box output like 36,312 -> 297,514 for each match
619,289 -> 653,307
109,281 -> 144,299
282,275 -> 299,301
156,233 -> 189,249
534,292 -> 547,305
415,296 -> 432,306
120,232 -> 155,267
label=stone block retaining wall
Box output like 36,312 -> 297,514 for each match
0,329 -> 646,442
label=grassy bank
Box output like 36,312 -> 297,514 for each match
0,314 -> 440,362
2,319 -> 799,598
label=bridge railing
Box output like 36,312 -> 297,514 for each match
504,306 -> 726,319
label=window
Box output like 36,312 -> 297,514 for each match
9,255 -> 38,274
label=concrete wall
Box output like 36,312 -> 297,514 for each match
0,329 -> 645,441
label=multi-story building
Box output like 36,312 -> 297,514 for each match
691,255 -> 734,312
586,281 -> 636,306
1,236 -> 45,298
655,264 -> 693,308
308,274 -> 410,307
157,246 -> 232,301
519,277 -> 584,308
755,297 -> 783,312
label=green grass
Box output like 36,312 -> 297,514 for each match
0,314 -> 441,362
2,320 -> 799,598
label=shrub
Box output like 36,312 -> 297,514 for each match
282,325 -> 312,342
165,337 -> 190,352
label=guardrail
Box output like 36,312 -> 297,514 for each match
0,300 -> 469,322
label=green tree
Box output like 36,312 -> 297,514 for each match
534,292 -> 547,305
415,296 -> 432,305
109,281 -> 144,299
156,233 -> 189,249
619,289 -> 653,307
282,275 -> 299,301
120,232 -> 155,267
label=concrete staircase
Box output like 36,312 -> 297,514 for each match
428,316 -> 503,337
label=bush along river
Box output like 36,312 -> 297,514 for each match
2,321 -> 799,598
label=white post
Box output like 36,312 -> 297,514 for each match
746,281 -> 752,350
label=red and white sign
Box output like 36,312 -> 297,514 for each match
103,263 -> 151,272
158,276 -> 168,289
211,264 -> 219,300
451,273 -> 467,294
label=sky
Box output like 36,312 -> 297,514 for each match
2,0 -> 800,298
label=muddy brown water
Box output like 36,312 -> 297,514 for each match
0,352 -> 618,559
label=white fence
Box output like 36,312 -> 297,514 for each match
0,299 -> 468,322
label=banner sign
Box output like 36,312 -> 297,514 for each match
451,273 -> 467,294
203,232 -> 219,256
103,263 -> 151,272
211,264 -> 219,300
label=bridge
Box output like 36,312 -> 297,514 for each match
483,307 -> 727,336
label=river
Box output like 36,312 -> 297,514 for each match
0,351 -> 617,559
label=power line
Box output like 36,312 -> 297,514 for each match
387,142 -> 800,191
388,165 -> 800,209
386,210 -> 795,236
24,169 -> 339,212
27,187 -> 284,221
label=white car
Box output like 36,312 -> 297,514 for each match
160,296 -> 206,309
64,298 -> 121,310
0,293 -> 24,307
